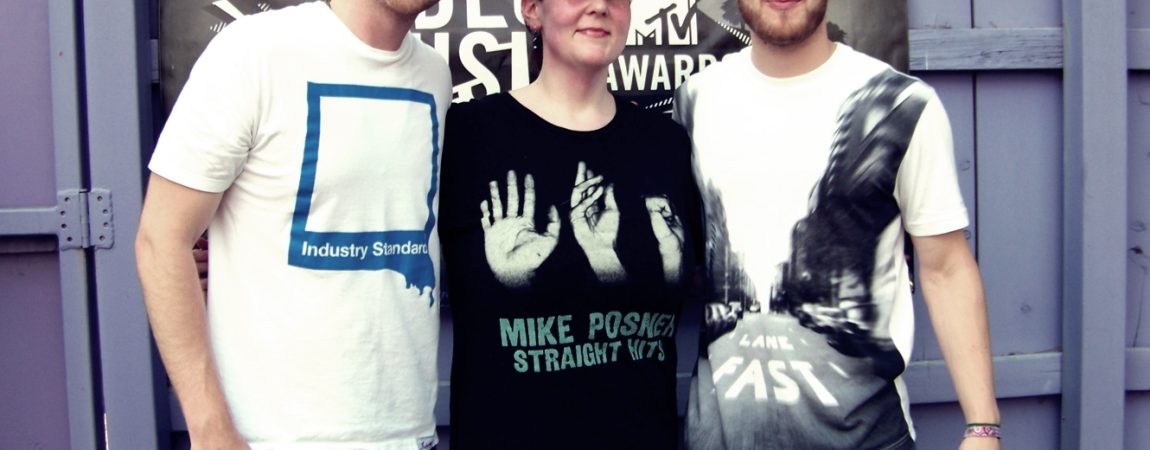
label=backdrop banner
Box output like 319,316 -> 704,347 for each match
159,0 -> 907,114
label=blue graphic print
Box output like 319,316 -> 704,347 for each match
289,82 -> 440,300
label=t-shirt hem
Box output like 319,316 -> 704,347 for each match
148,160 -> 233,194
905,212 -> 969,237
249,433 -> 438,450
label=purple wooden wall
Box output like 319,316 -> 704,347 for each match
0,255 -> 69,450
906,1 -> 1065,448
1128,0 -> 1150,442
907,0 -> 1149,449
0,0 -> 71,449
0,0 -> 56,208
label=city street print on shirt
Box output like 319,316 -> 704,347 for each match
689,70 -> 928,450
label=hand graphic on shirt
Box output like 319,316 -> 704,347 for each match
569,162 -> 627,283
480,170 -> 560,288
645,195 -> 684,283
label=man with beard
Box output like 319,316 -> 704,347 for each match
135,0 -> 450,448
674,0 -> 1000,449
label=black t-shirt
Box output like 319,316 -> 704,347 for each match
440,93 -> 702,450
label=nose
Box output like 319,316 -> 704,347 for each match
585,0 -> 609,15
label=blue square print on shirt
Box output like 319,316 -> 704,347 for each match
288,82 -> 440,297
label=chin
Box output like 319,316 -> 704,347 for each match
582,55 -> 621,71
570,48 -> 622,69
382,0 -> 439,16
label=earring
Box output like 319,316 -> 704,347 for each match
531,29 -> 542,51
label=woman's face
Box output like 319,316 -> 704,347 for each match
526,0 -> 632,72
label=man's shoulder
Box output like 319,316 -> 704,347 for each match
226,1 -> 321,34
406,36 -> 452,96
204,1 -> 322,56
673,48 -> 749,114
408,35 -> 449,68
825,44 -> 938,100
684,48 -> 751,88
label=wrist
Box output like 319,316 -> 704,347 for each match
963,422 -> 1001,439
587,251 -> 625,273
963,403 -> 1000,425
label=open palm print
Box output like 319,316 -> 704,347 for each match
481,162 -> 686,288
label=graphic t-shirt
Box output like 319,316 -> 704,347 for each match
439,93 -> 702,450
147,2 -> 451,448
674,44 -> 969,450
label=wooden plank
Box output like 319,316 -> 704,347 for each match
906,348 -> 1148,407
45,1 -> 100,447
1134,0 -> 1150,28
909,28 -> 1062,71
1131,74 -> 1150,348
1132,28 -> 1150,70
975,74 -> 1064,355
0,207 -> 62,236
1061,0 -> 1129,447
81,0 -> 167,448
906,0 -> 969,30
905,353 -> 1062,405
1130,348 -> 1150,391
912,397 -> 1061,450
908,27 -> 1150,71
973,0 -> 1062,28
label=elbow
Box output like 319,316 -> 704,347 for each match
134,217 -> 166,262
135,221 -> 163,282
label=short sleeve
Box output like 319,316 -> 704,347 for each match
148,23 -> 260,193
671,80 -> 696,131
438,101 -> 482,232
894,90 -> 970,236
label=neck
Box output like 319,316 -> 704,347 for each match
512,60 -> 616,131
749,22 -> 836,78
328,0 -> 415,51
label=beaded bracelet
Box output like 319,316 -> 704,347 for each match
963,423 -> 1001,439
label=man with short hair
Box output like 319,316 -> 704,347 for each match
674,1 -> 1000,448
135,1 -> 450,448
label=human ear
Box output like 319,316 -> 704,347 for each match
521,0 -> 543,32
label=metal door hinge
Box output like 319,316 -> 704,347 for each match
58,189 -> 115,250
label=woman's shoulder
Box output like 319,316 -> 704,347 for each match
614,97 -> 689,141
449,92 -> 515,118
446,93 -> 522,140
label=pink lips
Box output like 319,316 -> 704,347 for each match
577,27 -> 610,38
766,0 -> 802,10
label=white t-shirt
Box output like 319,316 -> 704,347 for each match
149,2 -> 451,448
674,44 -> 968,449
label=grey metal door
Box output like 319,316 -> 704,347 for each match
0,0 -> 166,448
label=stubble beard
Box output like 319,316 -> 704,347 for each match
378,0 -> 440,16
739,0 -> 827,47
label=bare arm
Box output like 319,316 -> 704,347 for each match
912,230 -> 1001,449
135,173 -> 248,449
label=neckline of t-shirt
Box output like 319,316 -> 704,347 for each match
499,93 -> 625,139
745,42 -> 849,86
315,1 -> 414,64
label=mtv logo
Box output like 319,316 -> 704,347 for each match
628,0 -> 698,46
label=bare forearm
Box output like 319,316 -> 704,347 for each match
134,174 -> 242,445
137,231 -> 237,437
913,231 -> 1000,428
921,263 -> 1000,424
